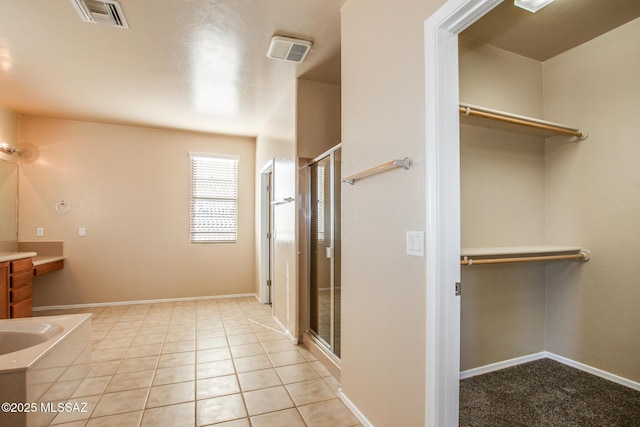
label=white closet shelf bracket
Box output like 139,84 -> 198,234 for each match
271,197 -> 295,206
459,103 -> 588,141
342,157 -> 411,185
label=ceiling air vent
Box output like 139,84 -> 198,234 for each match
266,36 -> 312,63
70,0 -> 129,29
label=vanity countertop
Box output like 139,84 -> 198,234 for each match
33,255 -> 65,266
0,251 -> 38,263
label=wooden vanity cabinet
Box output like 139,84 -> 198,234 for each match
0,262 -> 8,319
9,258 -> 33,318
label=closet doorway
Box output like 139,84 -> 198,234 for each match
307,145 -> 341,358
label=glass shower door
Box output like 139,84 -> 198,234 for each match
309,147 -> 341,358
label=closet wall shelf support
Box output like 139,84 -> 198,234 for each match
342,157 -> 411,185
459,103 -> 588,141
461,248 -> 591,266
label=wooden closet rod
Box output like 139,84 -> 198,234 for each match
459,104 -> 586,139
461,251 -> 590,266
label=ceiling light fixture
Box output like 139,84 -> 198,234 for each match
514,0 -> 554,13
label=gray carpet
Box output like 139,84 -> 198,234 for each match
459,358 -> 640,427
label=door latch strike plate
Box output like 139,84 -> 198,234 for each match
455,282 -> 461,296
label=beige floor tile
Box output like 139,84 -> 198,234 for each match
91,347 -> 128,363
157,351 -> 196,368
233,354 -> 273,373
72,376 -> 112,398
153,364 -> 195,386
211,419 -> 250,427
275,363 -> 320,384
255,330 -> 287,342
91,388 -> 149,418
250,408 -> 307,427
225,326 -> 256,336
146,381 -> 195,408
197,394 -> 247,425
165,331 -> 196,343
41,380 -> 83,401
140,401 -> 194,427
261,339 -> 298,354
323,375 -> 341,394
49,395 -> 101,424
285,378 -> 336,406
196,329 -> 226,339
105,370 -> 155,393
196,336 -> 228,350
94,334 -> 133,350
197,347 -> 232,363
85,410 -> 143,427
196,374 -> 240,399
162,340 -> 196,354
87,361 -> 120,378
237,368 -> 282,392
242,385 -> 294,416
60,364 -> 92,382
230,343 -> 265,358
227,333 -> 259,346
124,343 -> 163,359
116,355 -> 159,374
310,360 -> 332,377
131,333 -> 166,346
268,350 -> 307,367
298,398 -> 360,427
197,359 -> 236,379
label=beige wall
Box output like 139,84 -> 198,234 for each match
18,116 -> 256,307
459,38 -> 548,370
544,17 -> 640,382
459,17 -> 640,384
256,82 -> 298,338
255,78 -> 340,342
340,0 -> 444,425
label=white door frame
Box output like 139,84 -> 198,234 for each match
259,159 -> 275,305
424,0 -> 502,426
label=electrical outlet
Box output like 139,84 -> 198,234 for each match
79,227 -> 86,237
36,227 -> 44,237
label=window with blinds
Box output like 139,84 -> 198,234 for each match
190,153 -> 239,243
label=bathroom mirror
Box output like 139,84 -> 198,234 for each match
0,158 -> 18,242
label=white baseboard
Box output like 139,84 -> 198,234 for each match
460,352 -> 547,380
545,352 -> 640,392
32,293 -> 259,311
460,351 -> 640,392
338,388 -> 374,427
272,315 -> 299,345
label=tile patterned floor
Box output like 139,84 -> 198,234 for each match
35,297 -> 361,427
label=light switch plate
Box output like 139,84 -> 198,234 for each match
79,227 -> 86,237
36,227 -> 44,237
406,231 -> 425,257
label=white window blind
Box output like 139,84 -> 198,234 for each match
190,153 -> 239,243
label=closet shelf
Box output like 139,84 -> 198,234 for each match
459,103 -> 588,140
461,246 -> 591,266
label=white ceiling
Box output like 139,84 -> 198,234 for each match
0,0 -> 345,137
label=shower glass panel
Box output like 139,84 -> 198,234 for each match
309,146 -> 341,358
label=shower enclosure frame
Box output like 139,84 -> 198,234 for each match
305,143 -> 342,361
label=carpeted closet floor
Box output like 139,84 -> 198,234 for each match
460,358 -> 640,427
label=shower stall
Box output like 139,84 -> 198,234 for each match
307,145 -> 341,358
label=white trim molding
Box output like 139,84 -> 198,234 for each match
272,315 -> 299,345
338,388 -> 374,427
460,352 -> 640,392
32,293 -> 259,311
424,1 -> 503,426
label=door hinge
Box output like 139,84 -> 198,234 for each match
455,282 -> 461,296
266,184 -> 272,192
267,280 -> 272,287
266,232 -> 272,240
